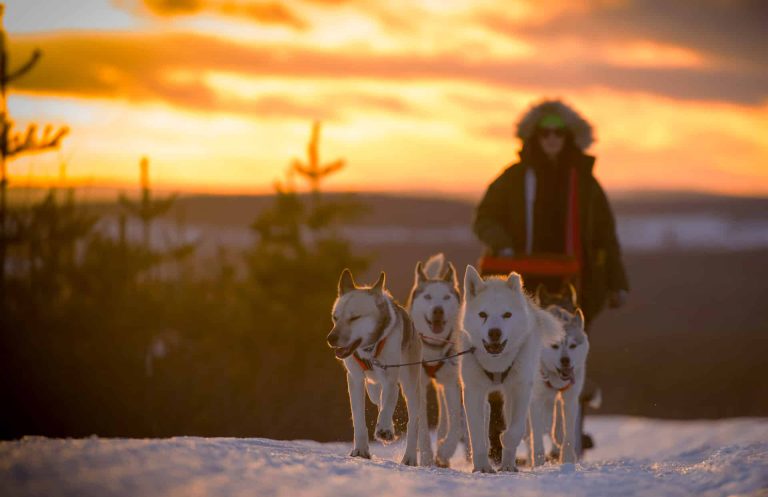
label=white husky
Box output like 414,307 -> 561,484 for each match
407,254 -> 465,467
327,269 -> 433,466
460,265 -> 564,473
527,305 -> 589,465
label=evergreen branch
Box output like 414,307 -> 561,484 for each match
5,48 -> 42,83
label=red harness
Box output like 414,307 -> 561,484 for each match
546,379 -> 575,393
422,361 -> 445,379
419,335 -> 456,379
352,336 -> 388,372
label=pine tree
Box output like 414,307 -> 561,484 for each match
0,5 -> 69,295
118,156 -> 177,250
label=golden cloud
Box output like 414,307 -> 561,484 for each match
128,0 -> 308,29
9,29 -> 767,117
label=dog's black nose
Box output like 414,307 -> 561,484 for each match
432,306 -> 444,318
327,331 -> 339,347
488,328 -> 502,342
560,356 -> 571,367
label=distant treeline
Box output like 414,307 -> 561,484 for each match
3,182 -> 767,440
0,124 -> 396,441
0,176 -> 377,440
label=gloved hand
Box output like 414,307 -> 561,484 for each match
498,247 -> 515,257
608,290 -> 628,308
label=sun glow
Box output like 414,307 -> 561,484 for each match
4,0 -> 767,197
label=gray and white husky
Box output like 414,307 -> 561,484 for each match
407,254 -> 465,467
327,269 -> 433,466
460,265 -> 564,473
527,301 -> 589,466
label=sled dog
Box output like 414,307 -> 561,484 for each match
327,269 -> 433,466
407,254 -> 465,467
536,282 -> 579,314
527,299 -> 589,465
460,265 -> 564,473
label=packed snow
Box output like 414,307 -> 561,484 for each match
1,416 -> 766,497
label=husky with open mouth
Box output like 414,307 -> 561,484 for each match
407,253 -> 465,467
460,265 -> 564,473
526,302 -> 589,466
327,269 -> 433,466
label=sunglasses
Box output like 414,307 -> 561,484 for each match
537,127 -> 566,138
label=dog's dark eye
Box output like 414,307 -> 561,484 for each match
425,294 -> 432,300
569,344 -> 577,349
502,312 -> 512,319
443,295 -> 450,301
349,315 -> 361,322
479,311 -> 488,320
551,344 -> 559,349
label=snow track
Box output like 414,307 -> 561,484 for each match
1,416 -> 766,497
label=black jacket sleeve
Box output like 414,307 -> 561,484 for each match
473,173 -> 514,253
592,179 -> 629,292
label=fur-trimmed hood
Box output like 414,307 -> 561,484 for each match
516,99 -> 594,150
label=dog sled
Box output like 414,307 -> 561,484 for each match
478,253 -> 581,291
477,254 -> 581,301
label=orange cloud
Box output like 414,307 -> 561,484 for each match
9,30 -> 767,119
130,0 -> 307,28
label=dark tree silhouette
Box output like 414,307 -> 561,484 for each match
0,5 -> 69,294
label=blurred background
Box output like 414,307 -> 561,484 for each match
1,0 -> 766,441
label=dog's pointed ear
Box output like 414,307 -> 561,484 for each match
563,282 -> 578,308
535,283 -> 548,305
464,264 -> 484,299
443,262 -> 458,287
415,261 -> 428,284
423,253 -> 444,279
572,308 -> 585,330
372,271 -> 386,292
506,272 -> 523,292
338,269 -> 356,295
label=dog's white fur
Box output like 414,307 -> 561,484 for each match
460,265 -> 564,473
327,269 -> 433,466
527,306 -> 589,465
407,253 -> 466,467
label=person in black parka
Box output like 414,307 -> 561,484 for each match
473,99 -> 629,462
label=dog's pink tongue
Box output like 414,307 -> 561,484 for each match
431,321 -> 444,334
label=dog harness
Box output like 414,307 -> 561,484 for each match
545,378 -> 575,393
422,345 -> 455,379
422,361 -> 444,379
483,365 -> 513,385
352,336 -> 388,372
420,335 -> 456,379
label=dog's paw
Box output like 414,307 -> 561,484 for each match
375,428 -> 396,443
498,462 -> 519,473
472,462 -> 496,474
349,448 -> 371,459
401,453 -> 418,466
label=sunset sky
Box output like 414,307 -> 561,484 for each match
5,0 -> 768,198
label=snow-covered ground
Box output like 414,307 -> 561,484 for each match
95,213 -> 768,255
1,416 -> 766,497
